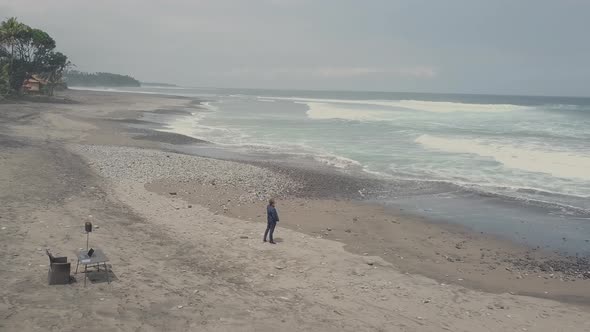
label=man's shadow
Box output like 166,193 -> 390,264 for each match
273,237 -> 284,243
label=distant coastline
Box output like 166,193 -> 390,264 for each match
64,70 -> 140,87
141,82 -> 178,87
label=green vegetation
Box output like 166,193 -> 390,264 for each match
0,17 -> 141,97
0,17 -> 70,97
64,70 -> 140,87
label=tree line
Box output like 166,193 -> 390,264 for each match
64,70 -> 140,87
0,18 -> 69,97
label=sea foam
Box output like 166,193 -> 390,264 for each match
415,134 -> 590,181
260,96 -> 531,116
305,102 -> 398,121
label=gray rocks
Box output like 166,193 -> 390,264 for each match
508,256 -> 590,280
69,145 -> 301,202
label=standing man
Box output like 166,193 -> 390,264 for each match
264,198 -> 279,244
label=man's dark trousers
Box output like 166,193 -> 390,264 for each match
264,221 -> 276,242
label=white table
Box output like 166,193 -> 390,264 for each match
75,248 -> 110,287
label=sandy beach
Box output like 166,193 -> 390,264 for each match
1,89 -> 590,331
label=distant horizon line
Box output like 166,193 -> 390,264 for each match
140,84 -> 590,100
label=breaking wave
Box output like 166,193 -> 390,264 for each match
415,134 -> 590,181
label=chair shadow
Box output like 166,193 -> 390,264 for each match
78,264 -> 118,284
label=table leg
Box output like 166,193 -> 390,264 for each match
104,262 -> 110,284
75,260 -> 79,274
84,264 -> 87,287
97,263 -> 100,272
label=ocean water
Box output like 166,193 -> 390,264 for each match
79,86 -> 590,254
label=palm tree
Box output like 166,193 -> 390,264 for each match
0,18 -> 28,94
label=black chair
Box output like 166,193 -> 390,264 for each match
46,249 -> 71,285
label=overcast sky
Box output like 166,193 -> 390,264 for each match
2,0 -> 589,96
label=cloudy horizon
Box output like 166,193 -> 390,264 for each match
2,0 -> 589,96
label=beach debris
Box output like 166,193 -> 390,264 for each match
352,267 -> 366,276
1,227 -> 6,230
169,192 -> 177,195
326,228 -> 332,231
99,298 -> 105,301
345,229 -> 351,233
177,305 -> 183,309
363,257 -> 379,266
455,241 -> 466,249
353,217 -> 358,222
275,265 -> 286,270
188,205 -> 192,208
488,303 -> 507,310
240,235 -> 249,239
445,255 -> 461,262
423,299 -> 431,304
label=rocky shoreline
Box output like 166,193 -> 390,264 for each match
69,144 -> 303,204
70,143 -> 590,296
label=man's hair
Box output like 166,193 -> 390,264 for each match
269,198 -> 275,205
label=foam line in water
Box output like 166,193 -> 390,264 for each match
415,134 -> 590,181
259,96 -> 532,114
306,102 -> 398,121
69,86 -> 161,95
